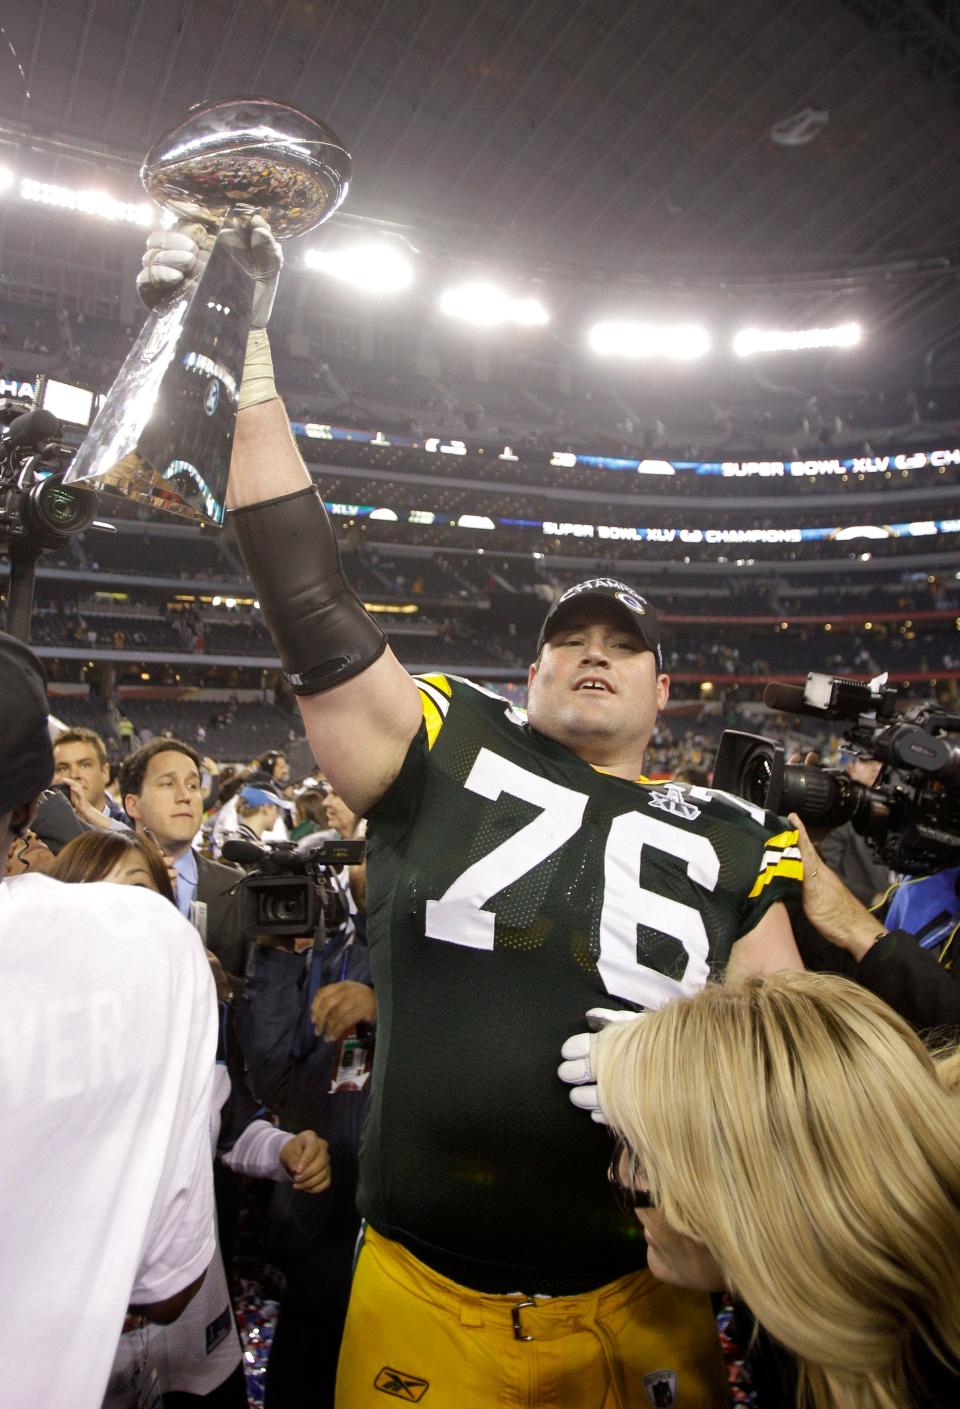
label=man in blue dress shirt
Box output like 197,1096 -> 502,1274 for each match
120,738 -> 246,977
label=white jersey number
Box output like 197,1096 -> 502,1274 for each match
425,748 -> 587,951
425,749 -> 720,1006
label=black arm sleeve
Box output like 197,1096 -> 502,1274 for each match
854,930 -> 960,1037
228,485 -> 386,695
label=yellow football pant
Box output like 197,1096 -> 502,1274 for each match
334,1226 -> 729,1408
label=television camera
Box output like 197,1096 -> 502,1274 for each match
0,377 -> 111,641
221,835 -> 365,938
712,673 -> 960,875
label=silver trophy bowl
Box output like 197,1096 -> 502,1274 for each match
64,98 -> 351,526
142,95 -> 351,239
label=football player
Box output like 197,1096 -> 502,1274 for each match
138,219 -> 803,1409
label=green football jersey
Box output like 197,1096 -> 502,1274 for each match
360,673 -> 801,1294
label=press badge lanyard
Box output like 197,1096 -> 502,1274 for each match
306,929 -> 353,998
338,942 -> 352,983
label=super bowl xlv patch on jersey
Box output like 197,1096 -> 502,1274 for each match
357,673 -> 802,1294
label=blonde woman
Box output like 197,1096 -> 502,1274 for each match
594,972 -> 960,1409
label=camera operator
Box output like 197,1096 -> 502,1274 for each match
715,677 -> 960,1036
232,847 -> 374,1409
791,813 -> 960,1033
816,753 -> 892,907
883,852 -> 960,958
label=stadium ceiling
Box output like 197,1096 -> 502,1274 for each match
2,0 -> 960,363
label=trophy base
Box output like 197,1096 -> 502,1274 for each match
98,451 -> 225,525
64,231 -> 254,528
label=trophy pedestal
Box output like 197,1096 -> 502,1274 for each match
67,232 -> 254,527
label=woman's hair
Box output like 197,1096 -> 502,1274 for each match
49,828 -> 175,903
595,972 -> 960,1409
294,788 -> 328,827
217,769 -> 250,807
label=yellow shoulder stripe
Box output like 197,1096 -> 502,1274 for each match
748,827 -> 803,898
418,673 -> 452,697
415,674 -> 452,750
420,692 -> 445,749
766,829 -> 799,850
748,858 -> 803,899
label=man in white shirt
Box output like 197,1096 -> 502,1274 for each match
0,631 -> 218,1409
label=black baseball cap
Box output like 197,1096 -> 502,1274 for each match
0,631 -> 55,815
537,578 -> 663,670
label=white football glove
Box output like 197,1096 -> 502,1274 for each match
218,210 -> 283,329
558,1007 -> 647,1124
136,227 -> 209,309
136,210 -> 282,329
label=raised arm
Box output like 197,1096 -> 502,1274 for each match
139,219 -> 421,814
226,397 -> 421,814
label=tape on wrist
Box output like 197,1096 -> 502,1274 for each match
238,327 -> 278,411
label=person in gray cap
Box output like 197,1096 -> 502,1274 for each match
139,226 -> 804,1409
0,631 -> 217,1409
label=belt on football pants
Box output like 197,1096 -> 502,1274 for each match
365,1226 -> 659,1409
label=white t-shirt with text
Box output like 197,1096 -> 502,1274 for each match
1,873 -> 217,1409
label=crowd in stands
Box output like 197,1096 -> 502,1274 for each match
29,593 -> 960,686
0,308 -> 56,354
5,294 -> 960,479
295,433 -> 960,502
47,694 -> 300,764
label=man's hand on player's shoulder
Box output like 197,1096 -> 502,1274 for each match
790,813 -> 883,962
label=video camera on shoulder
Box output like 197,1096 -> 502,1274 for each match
0,377 -> 103,555
713,672 -> 960,875
221,836 -> 365,938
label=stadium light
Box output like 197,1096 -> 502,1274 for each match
587,320 -> 710,361
733,322 -> 861,357
304,240 -> 414,294
0,165 -> 14,194
439,281 -> 549,328
19,177 -> 154,226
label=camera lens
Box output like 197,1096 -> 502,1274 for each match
22,475 -> 98,542
781,765 -> 846,823
259,891 -> 307,925
742,753 -> 773,808
43,484 -> 86,528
